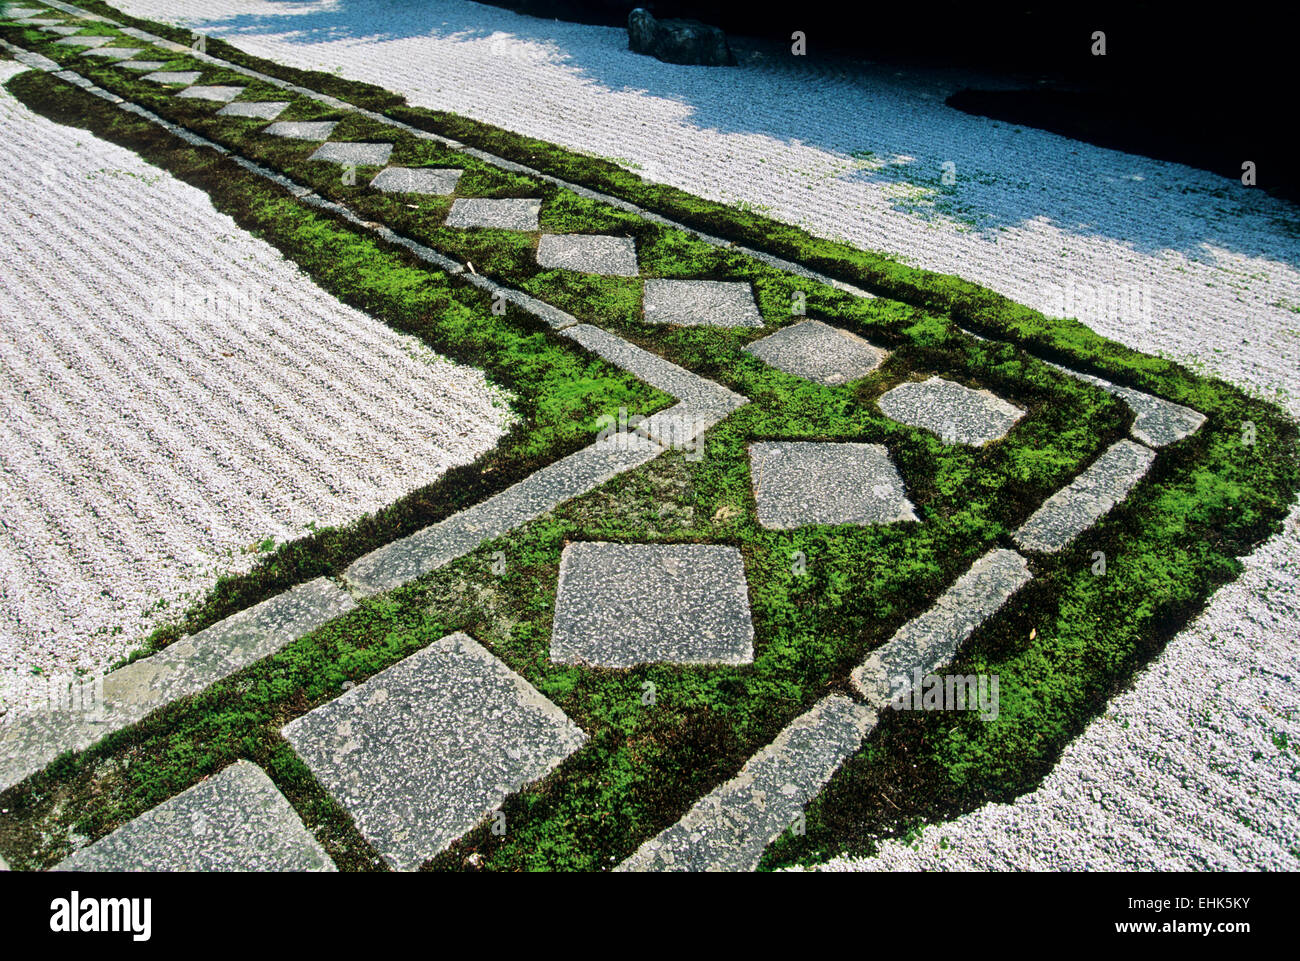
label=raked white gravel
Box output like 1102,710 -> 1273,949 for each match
14,0 -> 1300,868
0,58 -> 514,720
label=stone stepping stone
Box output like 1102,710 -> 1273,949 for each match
642,279 -> 763,328
54,35 -> 113,48
39,25 -> 84,35
748,441 -> 917,529
177,85 -> 246,103
54,762 -> 335,872
141,70 -> 202,85
82,46 -> 144,60
745,319 -> 888,386
536,233 -> 638,276
371,166 -> 463,195
1013,439 -> 1156,553
7,9 -> 48,18
550,542 -> 755,668
878,375 -> 1024,445
282,633 -> 586,870
850,548 -> 1033,705
307,140 -> 394,167
444,197 -> 541,230
0,578 -> 355,793
16,18 -> 65,26
618,695 -> 877,872
119,60 -> 171,71
216,99 -> 291,121
262,120 -> 338,141
1047,363 -> 1205,447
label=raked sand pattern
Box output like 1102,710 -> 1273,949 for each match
0,61 -> 514,720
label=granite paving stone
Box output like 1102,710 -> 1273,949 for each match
262,120 -> 338,141
536,233 -> 638,276
444,196 -> 541,230
282,633 -> 587,870
216,99 -> 291,120
118,59 -> 169,71
878,375 -> 1025,445
307,140 -> 394,167
81,46 -> 142,59
745,319 -> 888,385
1047,362 -> 1206,447
54,761 -> 335,872
642,279 -> 764,327
53,35 -> 112,47
550,542 -> 755,667
176,85 -> 245,103
371,165 -> 463,195
748,441 -> 917,529
140,70 -> 202,85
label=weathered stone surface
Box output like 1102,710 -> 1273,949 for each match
618,696 -> 876,871
627,8 -> 736,66
536,233 -> 638,276
0,579 -> 355,793
176,85 -> 245,103
282,633 -> 586,870
444,197 -> 541,230
81,46 -> 142,59
307,140 -> 393,167
1014,439 -> 1156,552
53,35 -> 113,48
642,279 -> 763,328
118,60 -> 170,71
878,375 -> 1024,445
1048,363 -> 1206,447
745,319 -> 887,385
371,166 -> 463,195
39,26 -> 85,36
140,70 -> 202,85
748,441 -> 916,529
54,761 -> 335,872
851,549 -> 1032,705
262,120 -> 337,141
344,435 -> 664,595
551,542 -> 754,667
216,99 -> 290,120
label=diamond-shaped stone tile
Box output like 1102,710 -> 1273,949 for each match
54,35 -> 113,47
40,25 -> 84,35
748,441 -> 917,529
216,100 -> 291,120
282,633 -> 586,870
642,279 -> 763,328
536,233 -> 638,276
82,46 -> 143,59
308,141 -> 394,167
262,120 -> 338,141
118,60 -> 170,71
444,197 -> 541,230
550,542 -> 755,668
878,376 -> 1025,445
141,70 -> 202,85
177,85 -> 245,103
371,166 -> 463,195
745,319 -> 887,385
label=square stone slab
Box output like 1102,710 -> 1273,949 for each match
54,762 -> 336,872
642,279 -> 764,328
40,25 -> 85,35
550,542 -> 755,668
878,375 -> 1024,445
536,233 -> 639,276
81,46 -> 143,59
745,319 -> 888,385
371,166 -> 463,195
141,70 -> 202,85
54,35 -> 113,47
216,99 -> 291,120
262,120 -> 338,141
308,140 -> 394,167
176,85 -> 245,103
445,197 -> 541,230
119,60 -> 170,71
748,441 -> 917,529
282,633 -> 586,870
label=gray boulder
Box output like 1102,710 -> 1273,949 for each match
627,8 -> 736,66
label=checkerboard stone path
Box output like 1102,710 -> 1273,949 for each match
445,197 -> 541,230
55,762 -> 335,872
550,542 -> 755,667
282,633 -> 586,870
309,140 -> 394,167
217,99 -> 290,120
371,166 -> 463,195
748,441 -> 916,529
878,375 -> 1025,445
536,233 -> 638,276
745,319 -> 888,385
1014,439 -> 1157,552
263,120 -> 337,141
643,279 -> 764,327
